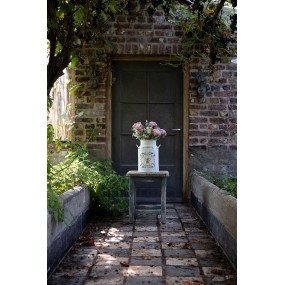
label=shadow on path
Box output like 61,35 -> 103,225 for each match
48,203 -> 237,285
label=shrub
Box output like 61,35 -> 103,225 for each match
48,144 -> 128,221
200,171 -> 237,198
208,176 -> 237,198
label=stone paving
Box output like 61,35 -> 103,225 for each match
47,203 -> 237,285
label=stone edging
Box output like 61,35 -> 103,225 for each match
47,185 -> 91,277
190,171 -> 237,268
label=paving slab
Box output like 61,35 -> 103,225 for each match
47,203 -> 237,285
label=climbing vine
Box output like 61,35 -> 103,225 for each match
48,0 -> 237,101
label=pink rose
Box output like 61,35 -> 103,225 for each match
132,122 -> 144,133
160,129 -> 167,138
148,121 -> 158,128
152,128 -> 161,137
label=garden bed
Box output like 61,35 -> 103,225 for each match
47,185 -> 91,277
190,171 -> 237,269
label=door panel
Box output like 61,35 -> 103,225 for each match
112,61 -> 183,202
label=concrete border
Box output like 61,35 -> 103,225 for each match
47,185 -> 91,277
190,171 -> 237,268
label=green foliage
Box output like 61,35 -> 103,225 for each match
69,83 -> 83,94
48,143 -> 129,220
47,190 -> 65,222
47,0 -> 131,95
47,124 -> 65,221
48,0 -> 237,96
208,176 -> 237,198
88,169 -> 129,215
168,0 -> 237,71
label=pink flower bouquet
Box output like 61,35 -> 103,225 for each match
131,120 -> 167,140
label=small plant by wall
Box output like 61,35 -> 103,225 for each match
204,175 -> 237,198
48,134 -> 128,221
49,149 -> 128,219
210,176 -> 237,198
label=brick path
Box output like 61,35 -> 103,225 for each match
47,203 -> 237,285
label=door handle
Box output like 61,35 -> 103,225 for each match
171,129 -> 182,131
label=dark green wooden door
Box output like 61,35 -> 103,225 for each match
112,61 -> 183,202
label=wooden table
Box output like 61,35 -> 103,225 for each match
126,171 -> 169,224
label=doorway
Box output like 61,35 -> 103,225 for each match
111,61 -> 183,202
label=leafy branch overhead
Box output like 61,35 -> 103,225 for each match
48,0 -> 237,100
47,0 -> 127,98
176,0 -> 237,67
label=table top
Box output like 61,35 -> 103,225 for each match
126,171 -> 169,177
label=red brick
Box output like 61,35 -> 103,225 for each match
138,16 -> 146,23
199,124 -> 208,129
77,118 -> 93,123
134,24 -> 152,29
76,76 -> 90,83
200,111 -> 219,117
219,98 -> 229,104
214,91 -> 236,97
190,131 -> 208,136
76,103 -> 90,109
229,105 -> 237,110
153,24 -> 172,29
226,65 -> 237,70
218,78 -> 227,84
219,124 -> 227,130
208,138 -> 224,145
155,31 -> 164,36
190,124 -> 198,129
210,130 -> 227,137
208,105 -> 227,111
116,15 -> 127,22
209,98 -> 220,104
190,117 -> 207,123
85,124 -> 95,129
87,143 -> 105,149
191,104 -> 207,110
200,138 -> 209,144
214,65 -> 226,70
222,72 -> 233,78
213,91 -> 225,97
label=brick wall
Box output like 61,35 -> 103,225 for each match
104,11 -> 182,55
188,58 -> 237,177
73,6 -> 237,176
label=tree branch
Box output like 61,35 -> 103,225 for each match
211,0 -> 227,22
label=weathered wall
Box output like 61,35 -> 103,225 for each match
72,5 -> 237,177
190,171 -> 237,268
47,185 -> 91,277
188,58 -> 237,177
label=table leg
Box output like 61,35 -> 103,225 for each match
161,177 -> 167,223
129,177 -> 135,223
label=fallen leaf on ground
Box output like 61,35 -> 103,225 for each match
81,240 -> 95,246
120,262 -> 129,267
63,273 -> 74,278
143,256 -> 152,260
211,268 -> 224,274
182,242 -> 191,249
